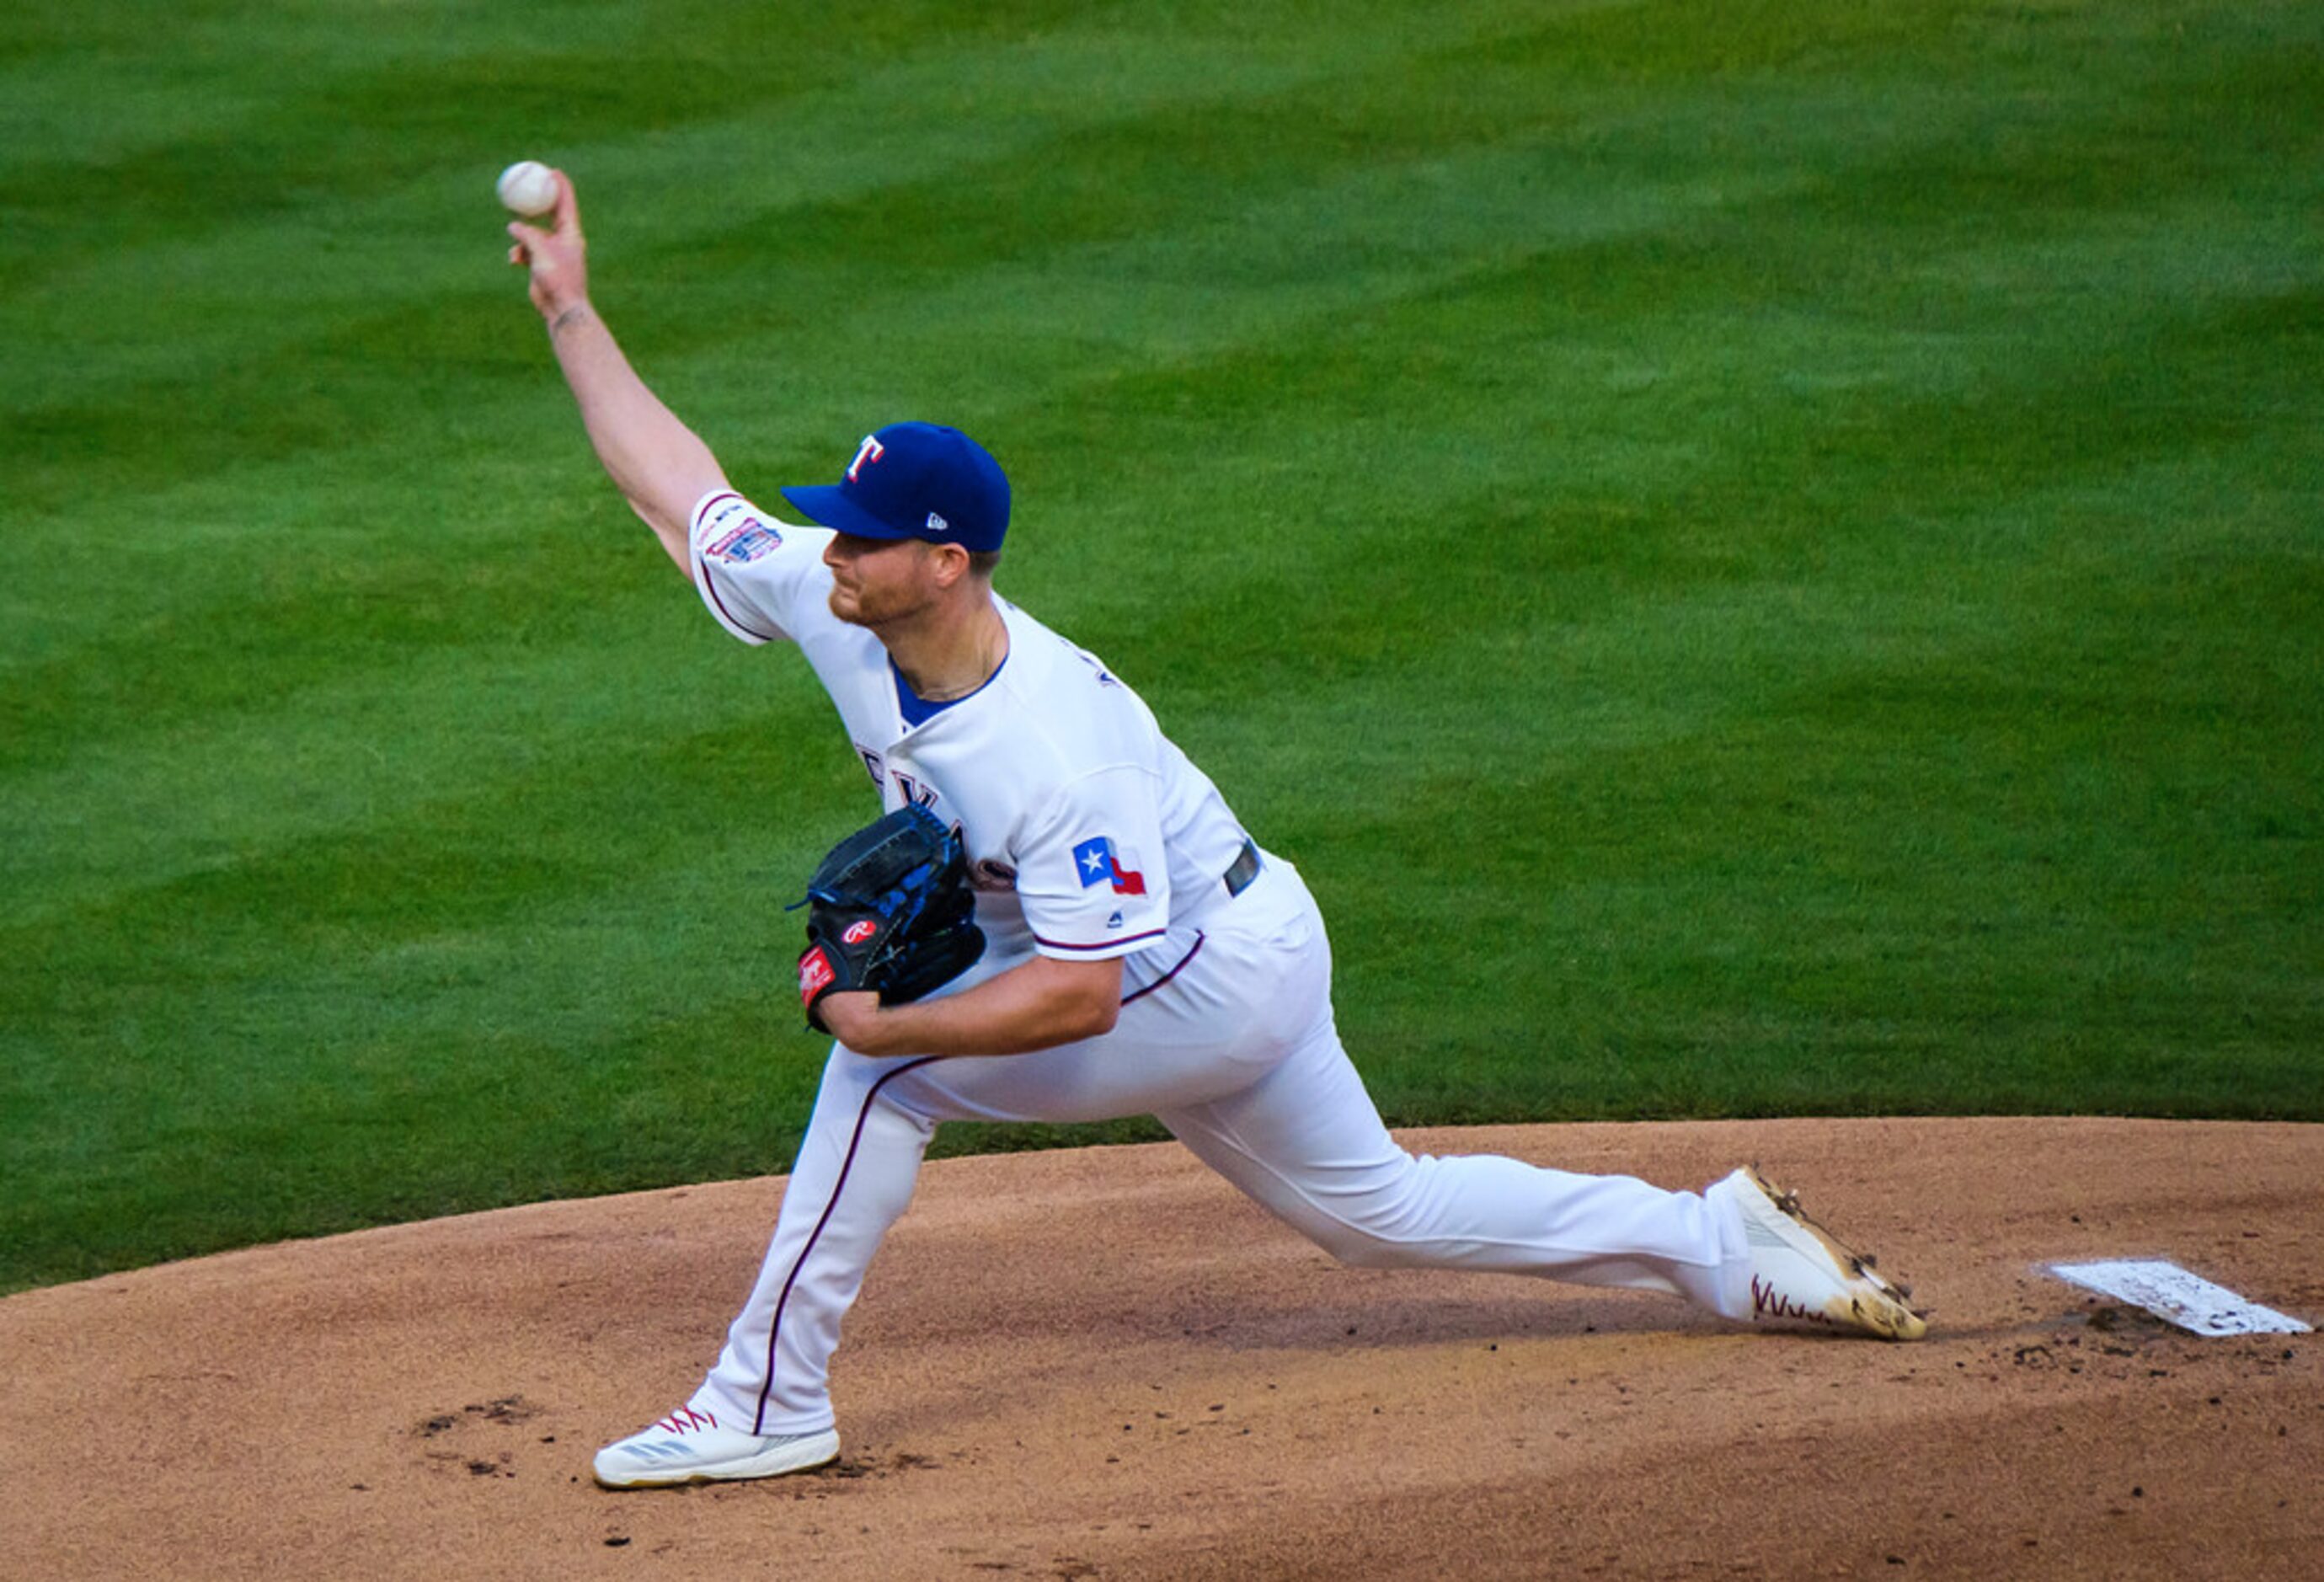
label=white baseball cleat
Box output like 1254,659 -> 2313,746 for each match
591,1405 -> 841,1488
1720,1165 -> 1928,1341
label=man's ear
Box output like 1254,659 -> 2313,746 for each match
927,542 -> 974,591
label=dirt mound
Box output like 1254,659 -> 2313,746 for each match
4,1118 -> 2317,1579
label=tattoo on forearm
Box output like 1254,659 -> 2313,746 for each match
550,304 -> 594,335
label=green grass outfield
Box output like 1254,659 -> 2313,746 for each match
3,0 -> 2319,1294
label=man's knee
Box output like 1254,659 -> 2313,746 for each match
1301,1201 -> 1432,1269
1292,1157 -> 1440,1268
1315,1228 -> 1419,1269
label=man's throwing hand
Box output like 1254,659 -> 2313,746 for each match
505,168 -> 587,321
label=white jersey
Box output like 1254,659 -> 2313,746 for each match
687,489 -> 1252,967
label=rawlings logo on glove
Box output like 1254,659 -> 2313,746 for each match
794,805 -> 986,1034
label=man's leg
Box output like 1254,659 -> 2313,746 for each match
1148,859 -> 1919,1337
690,1051 -> 949,1437
681,961 -> 1313,1451
592,1050 -> 948,1486
1157,1009 -> 1750,1314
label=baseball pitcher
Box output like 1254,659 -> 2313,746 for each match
505,170 -> 1926,1490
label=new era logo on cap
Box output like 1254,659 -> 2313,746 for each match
781,423 -> 1010,552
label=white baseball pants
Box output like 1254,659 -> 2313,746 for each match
692,853 -> 1752,1436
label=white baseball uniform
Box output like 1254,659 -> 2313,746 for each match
680,488 -> 1757,1436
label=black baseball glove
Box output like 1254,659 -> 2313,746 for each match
795,805 -> 986,1034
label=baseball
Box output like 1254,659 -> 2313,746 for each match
495,160 -> 558,217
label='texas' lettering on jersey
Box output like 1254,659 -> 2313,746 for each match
852,746 -> 1017,892
852,750 -> 937,814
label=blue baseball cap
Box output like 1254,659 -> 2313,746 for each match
781,422 -> 1011,553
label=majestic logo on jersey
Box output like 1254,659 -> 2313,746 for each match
847,434 -> 886,481
1072,836 -> 1146,896
970,858 -> 1019,893
1064,640 -> 1120,688
706,520 -> 783,562
841,919 -> 879,945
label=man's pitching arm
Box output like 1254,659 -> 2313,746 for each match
818,955 -> 1123,1058
508,169 -> 724,576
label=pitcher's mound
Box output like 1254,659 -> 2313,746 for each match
4,1118 -> 2318,1579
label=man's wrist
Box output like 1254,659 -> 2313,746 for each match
821,991 -> 908,1056
548,301 -> 596,336
853,999 -> 916,1057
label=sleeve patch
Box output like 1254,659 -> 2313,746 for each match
707,520 -> 783,563
1071,836 -> 1146,895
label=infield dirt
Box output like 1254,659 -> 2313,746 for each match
4,1118 -> 2316,1579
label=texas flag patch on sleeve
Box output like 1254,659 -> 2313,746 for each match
1071,836 -> 1146,895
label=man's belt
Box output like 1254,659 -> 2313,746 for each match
1222,839 -> 1262,898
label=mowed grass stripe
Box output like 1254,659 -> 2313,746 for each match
0,0 -> 1576,233
0,2 -> 1107,281
0,0 -> 1568,397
